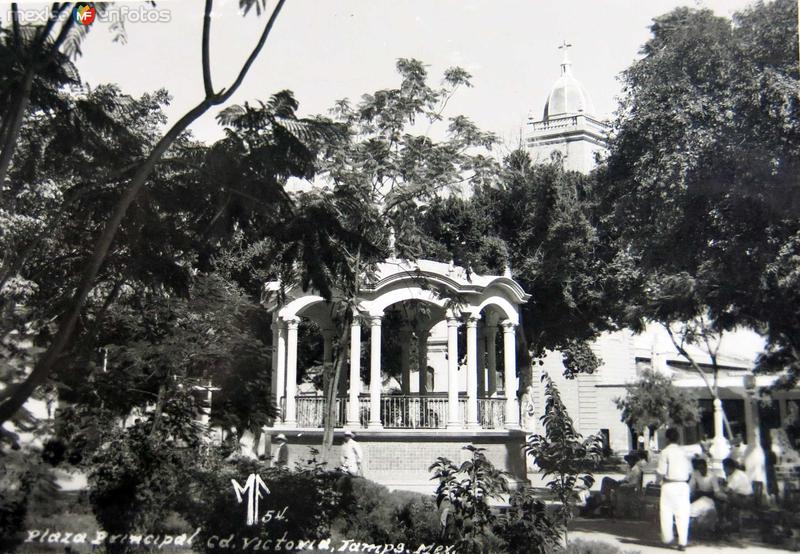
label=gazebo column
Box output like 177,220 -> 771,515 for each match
447,316 -> 462,429
486,326 -> 498,397
466,315 -> 480,428
368,315 -> 383,429
477,325 -> 486,398
417,328 -> 430,394
347,316 -> 362,426
284,317 -> 300,427
502,321 -> 520,429
274,321 -> 287,421
400,326 -> 411,394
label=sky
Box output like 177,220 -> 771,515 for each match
13,0 -> 755,147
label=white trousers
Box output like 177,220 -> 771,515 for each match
660,482 -> 690,546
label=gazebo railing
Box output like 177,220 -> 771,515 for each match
296,396 -> 346,428
292,395 -> 506,429
478,398 -> 505,429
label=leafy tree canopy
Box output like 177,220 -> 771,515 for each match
614,368 -> 700,433
596,0 -> 800,385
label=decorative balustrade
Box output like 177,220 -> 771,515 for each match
296,396 -> 346,428
478,398 -> 505,429
529,116 -> 579,132
292,395 -> 506,429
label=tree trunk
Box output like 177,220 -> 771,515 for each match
0,67 -> 35,194
322,310 -> 352,462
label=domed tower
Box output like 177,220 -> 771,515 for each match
527,42 -> 609,174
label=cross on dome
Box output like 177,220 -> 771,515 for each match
558,40 -> 573,75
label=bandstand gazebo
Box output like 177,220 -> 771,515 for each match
264,259 -> 531,491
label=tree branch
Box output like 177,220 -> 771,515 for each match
201,0 -> 215,97
214,0 -> 286,105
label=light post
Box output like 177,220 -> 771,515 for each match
709,396 -> 731,476
743,373 -> 768,489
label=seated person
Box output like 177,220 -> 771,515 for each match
689,457 -> 719,530
718,457 -> 754,502
716,457 -> 754,527
599,452 -> 645,516
689,457 -> 718,501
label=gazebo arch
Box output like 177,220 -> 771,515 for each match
264,259 -> 530,432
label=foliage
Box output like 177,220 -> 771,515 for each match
429,445 -> 509,553
0,0 -> 289,427
614,368 -> 700,433
87,421 -> 197,552
494,486 -> 562,554
180,448 -> 342,551
525,375 -> 602,540
335,477 -> 441,547
418,151 -> 632,379
0,445 -> 60,551
596,0 -> 800,385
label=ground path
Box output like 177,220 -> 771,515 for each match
569,518 -> 796,553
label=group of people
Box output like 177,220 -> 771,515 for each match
657,428 -> 755,550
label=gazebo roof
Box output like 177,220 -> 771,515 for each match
264,258 -> 530,324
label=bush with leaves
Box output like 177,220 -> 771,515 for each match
180,447 -> 342,552
429,445 -> 509,553
494,486 -> 562,554
334,478 -> 441,547
88,420 -> 196,553
525,375 -> 602,543
1,446 -> 58,551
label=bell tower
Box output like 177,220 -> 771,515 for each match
527,42 -> 609,174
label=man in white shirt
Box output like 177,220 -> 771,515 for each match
657,428 -> 692,551
716,457 -> 753,528
720,458 -> 753,497
340,430 -> 364,476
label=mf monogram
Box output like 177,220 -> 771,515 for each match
231,474 -> 270,526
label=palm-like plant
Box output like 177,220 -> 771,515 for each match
525,374 -> 602,544
430,445 -> 510,553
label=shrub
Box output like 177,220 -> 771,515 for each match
1,447 -> 59,552
495,487 -> 562,554
179,447 -> 342,552
334,480 -> 441,548
526,375 -> 602,543
393,492 -> 441,546
335,477 -> 402,543
88,423 -> 190,552
430,445 -> 509,554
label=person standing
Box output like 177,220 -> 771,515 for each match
657,427 -> 692,551
272,433 -> 289,467
340,430 -> 364,476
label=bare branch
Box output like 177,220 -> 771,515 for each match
201,0 -> 215,97
214,0 -> 286,105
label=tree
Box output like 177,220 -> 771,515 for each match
270,59 -> 498,459
0,0 -> 289,425
525,375 -> 601,544
596,0 -> 800,388
614,368 -> 699,436
0,2 -> 132,189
